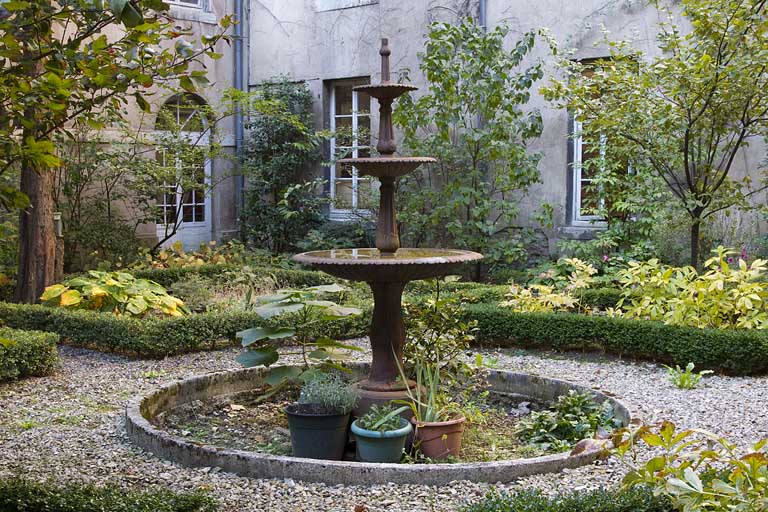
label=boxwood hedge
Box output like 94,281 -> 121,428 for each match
0,326 -> 59,381
463,303 -> 768,375
463,487 -> 672,512
0,302 -> 368,358
0,479 -> 217,512
131,264 -> 335,288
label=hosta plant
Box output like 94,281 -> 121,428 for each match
41,271 -> 188,317
134,240 -> 244,270
501,258 -> 597,314
235,284 -> 363,397
614,421 -> 768,512
618,246 -> 768,329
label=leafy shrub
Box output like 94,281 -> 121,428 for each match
462,487 -> 672,512
618,247 -> 768,329
298,372 -> 358,414
0,327 -> 59,381
296,220 -> 373,251
41,271 -> 188,318
134,241 -> 244,270
664,362 -> 713,389
615,421 -> 768,512
516,390 -> 618,452
501,258 -> 597,313
0,478 -> 217,512
132,264 -> 334,289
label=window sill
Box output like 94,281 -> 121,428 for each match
169,6 -> 218,24
329,209 -> 370,222
558,224 -> 605,240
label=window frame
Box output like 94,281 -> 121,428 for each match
570,116 -> 607,226
328,79 -> 373,221
166,0 -> 203,8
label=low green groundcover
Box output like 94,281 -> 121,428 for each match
462,487 -> 672,512
0,327 -> 58,381
0,479 -> 218,512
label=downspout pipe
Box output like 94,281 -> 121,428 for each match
233,0 -> 245,226
479,0 -> 487,31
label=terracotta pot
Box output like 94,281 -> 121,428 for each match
411,415 -> 466,460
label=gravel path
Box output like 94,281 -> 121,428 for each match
1,343 -> 766,512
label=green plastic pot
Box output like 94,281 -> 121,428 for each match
351,417 -> 412,463
285,403 -> 350,460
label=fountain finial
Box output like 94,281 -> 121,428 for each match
380,38 -> 391,83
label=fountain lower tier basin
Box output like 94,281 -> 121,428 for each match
338,157 -> 436,178
353,83 -> 418,101
292,248 -> 483,282
125,363 -> 636,485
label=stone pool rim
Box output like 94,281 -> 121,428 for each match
125,364 -> 638,486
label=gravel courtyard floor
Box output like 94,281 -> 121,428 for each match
1,343 -> 766,512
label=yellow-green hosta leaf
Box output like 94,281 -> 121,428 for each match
59,289 -> 82,307
40,284 -> 67,302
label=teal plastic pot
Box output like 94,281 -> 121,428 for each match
285,404 -> 350,460
351,417 -> 412,463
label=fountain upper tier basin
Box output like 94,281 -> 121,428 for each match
337,156 -> 436,179
354,83 -> 418,101
293,248 -> 483,282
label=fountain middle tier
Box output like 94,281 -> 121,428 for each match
292,248 -> 483,282
337,156 -> 436,179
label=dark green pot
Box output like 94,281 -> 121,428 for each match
351,417 -> 412,463
285,403 -> 350,460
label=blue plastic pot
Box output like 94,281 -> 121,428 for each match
351,417 -> 412,463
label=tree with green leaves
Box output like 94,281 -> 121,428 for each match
0,0 -> 231,302
394,19 -> 545,281
544,0 -> 768,268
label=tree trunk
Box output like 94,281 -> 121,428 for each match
14,60 -> 56,303
690,216 -> 701,270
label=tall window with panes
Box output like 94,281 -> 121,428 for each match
329,78 -> 374,219
570,62 -> 607,226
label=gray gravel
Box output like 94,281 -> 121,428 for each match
1,343 -> 766,512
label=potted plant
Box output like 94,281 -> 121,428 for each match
397,358 -> 466,460
350,403 -> 412,463
284,372 -> 358,460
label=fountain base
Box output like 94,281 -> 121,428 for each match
353,380 -> 420,417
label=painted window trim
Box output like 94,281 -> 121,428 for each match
570,117 -> 607,228
329,81 -> 372,221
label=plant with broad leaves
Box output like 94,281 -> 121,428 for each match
618,246 -> 768,329
501,258 -> 597,314
235,284 -> 363,397
40,271 -> 188,317
613,421 -> 768,511
516,390 -> 619,452
664,363 -> 713,390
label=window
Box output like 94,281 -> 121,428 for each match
571,118 -> 606,224
568,61 -> 609,227
154,94 -> 211,249
329,79 -> 374,219
167,0 -> 202,8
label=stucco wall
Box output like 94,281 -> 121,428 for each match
247,0 -> 767,253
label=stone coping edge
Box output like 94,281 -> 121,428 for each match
125,364 -> 637,486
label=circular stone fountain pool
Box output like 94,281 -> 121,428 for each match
125,363 -> 636,485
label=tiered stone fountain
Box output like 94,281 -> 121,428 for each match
293,39 -> 483,412
125,39 -> 634,485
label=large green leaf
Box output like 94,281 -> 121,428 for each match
264,366 -> 303,386
235,347 -> 279,368
236,326 -> 294,347
253,302 -> 303,319
321,304 -> 362,318
306,284 -> 345,294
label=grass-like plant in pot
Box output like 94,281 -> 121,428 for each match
350,403 -> 412,463
284,372 -> 358,460
396,356 -> 466,460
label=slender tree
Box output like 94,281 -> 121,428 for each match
544,0 -> 768,268
0,0 -> 231,302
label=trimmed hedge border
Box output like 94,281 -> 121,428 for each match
463,303 -> 768,375
0,326 -> 59,381
131,264 -> 335,288
0,302 -> 368,358
0,479 -> 217,512
462,487 -> 672,512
